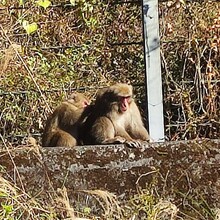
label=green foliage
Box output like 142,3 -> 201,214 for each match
19,0 -> 24,5
126,189 -> 157,218
22,20 -> 38,34
1,204 -> 13,219
36,0 -> 51,9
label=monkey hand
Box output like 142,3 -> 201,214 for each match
125,139 -> 143,148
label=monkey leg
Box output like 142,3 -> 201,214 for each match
101,136 -> 127,144
90,117 -> 116,144
49,130 -> 77,147
136,130 -> 150,141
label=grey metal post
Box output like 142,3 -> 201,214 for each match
142,0 -> 164,142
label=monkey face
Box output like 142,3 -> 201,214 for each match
118,96 -> 132,112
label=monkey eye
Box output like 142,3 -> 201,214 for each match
118,96 -> 131,101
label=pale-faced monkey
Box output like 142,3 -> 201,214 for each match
80,83 -> 150,147
42,92 -> 90,147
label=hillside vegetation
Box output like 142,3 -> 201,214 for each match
0,0 -> 219,143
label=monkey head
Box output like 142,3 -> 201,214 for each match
114,84 -> 133,113
96,83 -> 133,114
67,92 -> 90,108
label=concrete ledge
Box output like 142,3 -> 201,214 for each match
0,139 -> 220,208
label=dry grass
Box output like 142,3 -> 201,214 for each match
0,176 -> 52,219
1,176 -> 218,220
0,175 -> 180,220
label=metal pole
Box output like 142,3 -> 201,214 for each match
142,0 -> 165,142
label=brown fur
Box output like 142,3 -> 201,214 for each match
81,83 -> 149,147
42,92 -> 90,147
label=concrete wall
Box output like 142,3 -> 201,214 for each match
0,140 -> 219,209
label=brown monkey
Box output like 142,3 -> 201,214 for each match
42,92 -> 90,147
80,83 -> 150,147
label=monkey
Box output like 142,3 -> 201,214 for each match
42,92 -> 90,147
80,83 -> 150,148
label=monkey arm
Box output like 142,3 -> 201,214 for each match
129,125 -> 150,141
114,125 -> 134,141
128,102 -> 150,141
89,117 -> 129,145
115,126 -> 145,148
90,116 -> 116,144
50,129 -> 77,147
